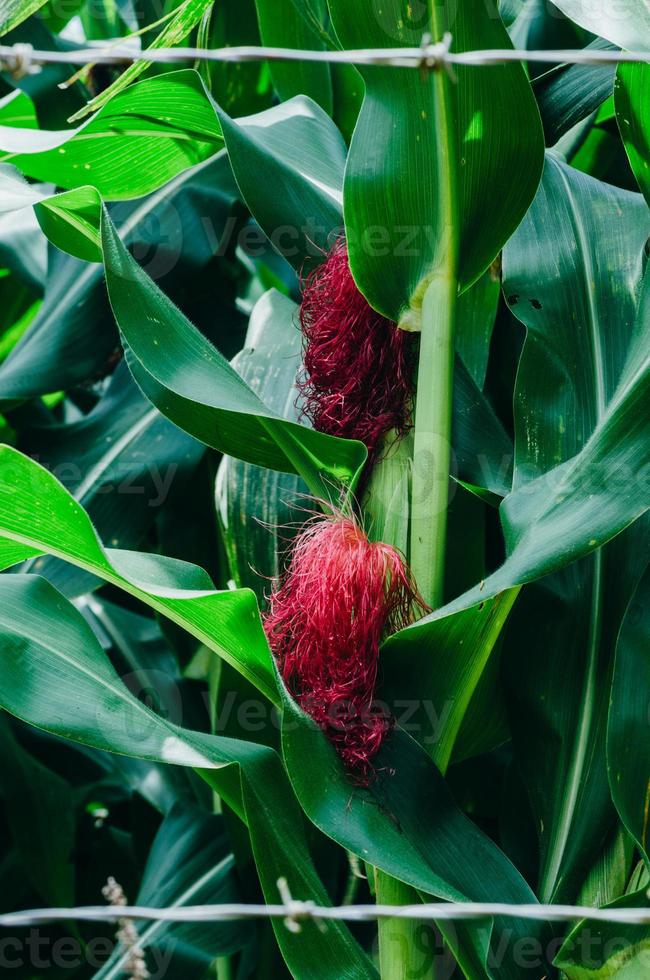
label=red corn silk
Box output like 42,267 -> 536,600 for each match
263,513 -> 427,784
298,240 -> 416,465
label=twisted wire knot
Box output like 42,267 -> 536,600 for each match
0,43 -> 40,79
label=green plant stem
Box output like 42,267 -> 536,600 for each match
375,871 -> 431,980
409,273 -> 457,609
408,54 -> 459,612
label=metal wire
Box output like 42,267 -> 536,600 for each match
1,886 -> 649,932
0,35 -> 648,82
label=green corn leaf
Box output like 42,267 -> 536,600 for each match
0,716 -> 75,908
381,588 -> 521,771
327,0 -> 545,321
554,884 -> 650,979
573,825 -> 636,912
502,520 -> 649,904
424,161 -> 650,611
504,156 -> 648,491
615,64 -> 650,206
0,445 -> 277,701
0,574 -> 375,980
20,363 -> 205,598
0,71 -> 223,201
203,0 -> 272,117
495,156 -> 650,903
455,268 -> 500,390
0,0 -> 48,33
216,288 -> 306,595
0,90 -> 38,128
216,94 -> 346,270
551,0 -> 650,52
0,151 -> 241,400
533,39 -> 618,147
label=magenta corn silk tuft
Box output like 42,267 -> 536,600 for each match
297,238 -> 417,467
264,513 -> 427,784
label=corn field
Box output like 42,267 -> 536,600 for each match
0,0 -> 648,978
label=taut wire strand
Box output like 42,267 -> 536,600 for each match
1,890 -> 650,930
0,36 -> 648,82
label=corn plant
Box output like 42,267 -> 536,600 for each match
0,0 -> 648,978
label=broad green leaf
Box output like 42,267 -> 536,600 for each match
286,0 -> 334,44
0,540 -> 39,568
99,209 -> 367,497
0,445 -> 277,702
554,885 -> 650,979
69,0 -> 216,122
608,565 -> 650,862
254,0 -> 333,113
0,90 -> 38,128
95,804 -> 251,979
0,152 -> 243,399
40,0 -> 87,33
0,278 -> 40,367
502,152 -> 649,901
0,0 -> 47,33
574,824 -> 636,911
80,0 -> 126,39
330,62 -> 364,145
35,184 -> 104,262
77,595 -> 212,815
505,0 -> 585,51
615,64 -> 650,206
280,696 -> 550,980
327,0 -> 544,321
504,157 -> 648,491
0,573 -> 375,980
0,237 -> 111,400
455,267 -> 500,390
0,166 -> 103,264
451,355 -> 513,497
551,0 -> 650,52
381,588 -> 520,770
216,95 -> 346,270
216,288 -> 305,595
533,39 -> 618,147
0,71 -> 223,201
